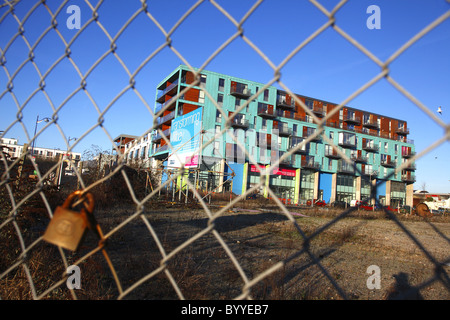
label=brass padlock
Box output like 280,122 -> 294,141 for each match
43,191 -> 95,251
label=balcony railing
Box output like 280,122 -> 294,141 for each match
155,96 -> 177,114
152,128 -> 171,142
289,137 -> 308,154
156,111 -> 175,127
381,159 -> 396,168
402,163 -> 416,171
310,106 -> 325,117
401,173 -> 416,183
402,150 -> 415,158
362,143 -> 379,152
230,82 -> 252,99
274,123 -> 292,137
276,96 -> 295,110
396,127 -> 410,135
229,116 -> 250,129
257,104 -> 276,118
337,161 -> 355,175
301,158 -> 320,171
351,154 -> 367,163
325,148 -> 341,159
338,139 -> 356,148
257,133 -> 272,149
277,152 -> 295,167
362,119 -> 379,129
304,129 -> 322,142
344,114 -> 361,125
156,78 -> 179,102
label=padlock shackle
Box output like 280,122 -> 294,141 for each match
63,190 -> 95,214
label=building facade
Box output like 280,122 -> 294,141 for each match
150,65 -> 416,207
1,137 -> 81,169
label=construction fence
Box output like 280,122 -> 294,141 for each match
0,0 -> 449,301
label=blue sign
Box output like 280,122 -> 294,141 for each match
168,108 -> 203,168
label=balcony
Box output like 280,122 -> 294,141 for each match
362,143 -> 379,152
310,106 -> 325,117
156,111 -> 175,127
274,123 -> 292,137
338,139 -> 356,148
277,152 -> 295,167
304,129 -> 322,142
351,154 -> 367,163
381,159 -> 396,168
230,82 -> 252,99
325,148 -> 341,159
362,168 -> 377,177
402,150 -> 415,158
401,173 -> 416,183
152,128 -> 171,142
301,158 -> 320,171
402,163 -> 416,171
344,114 -> 361,126
257,103 -> 276,118
289,137 -> 308,154
155,96 -> 177,114
276,95 -> 295,110
153,144 -> 169,158
337,161 -> 355,175
229,115 -> 250,130
257,133 -> 272,149
156,79 -> 179,103
362,119 -> 379,129
396,127 -> 410,135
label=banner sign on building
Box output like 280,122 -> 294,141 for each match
168,108 -> 202,168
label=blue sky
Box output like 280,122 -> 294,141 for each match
0,0 -> 449,193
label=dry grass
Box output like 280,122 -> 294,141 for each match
1,187 -> 449,300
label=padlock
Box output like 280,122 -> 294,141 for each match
43,190 -> 95,251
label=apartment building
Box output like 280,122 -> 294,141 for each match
150,65 -> 416,207
0,137 -> 81,170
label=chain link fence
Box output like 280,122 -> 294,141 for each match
0,0 -> 449,300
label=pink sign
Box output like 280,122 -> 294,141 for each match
250,165 -> 296,177
273,168 -> 296,177
185,155 -> 198,167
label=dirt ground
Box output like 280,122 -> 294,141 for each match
91,200 -> 450,300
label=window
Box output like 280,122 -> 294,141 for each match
214,141 -> 220,155
218,78 -> 225,91
217,93 -> 223,107
216,110 -> 222,123
200,74 -> 207,88
199,90 -> 205,103
262,119 -> 267,130
305,98 -> 313,109
235,98 -> 241,108
263,89 -> 269,102
384,142 -> 388,152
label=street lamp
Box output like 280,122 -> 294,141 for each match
32,115 -> 51,157
68,136 -> 77,145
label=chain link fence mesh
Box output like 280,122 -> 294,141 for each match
0,0 -> 449,300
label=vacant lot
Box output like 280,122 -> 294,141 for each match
1,200 -> 449,300
90,201 -> 450,300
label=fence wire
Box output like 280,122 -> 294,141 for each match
0,0 -> 449,300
